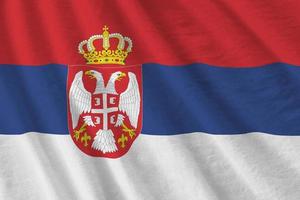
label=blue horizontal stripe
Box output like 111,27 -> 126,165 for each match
0,63 -> 300,135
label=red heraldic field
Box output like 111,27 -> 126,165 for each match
67,65 -> 143,158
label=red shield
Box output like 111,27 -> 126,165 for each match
67,65 -> 143,158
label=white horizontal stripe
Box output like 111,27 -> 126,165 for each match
0,132 -> 300,200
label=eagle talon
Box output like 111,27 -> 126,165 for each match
128,130 -> 136,138
121,123 -> 136,139
73,131 -> 80,141
73,123 -> 87,141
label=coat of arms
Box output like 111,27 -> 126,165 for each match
67,26 -> 142,158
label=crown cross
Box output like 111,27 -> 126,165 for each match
103,25 -> 109,31
78,26 -> 133,65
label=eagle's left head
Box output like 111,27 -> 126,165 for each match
85,70 -> 102,80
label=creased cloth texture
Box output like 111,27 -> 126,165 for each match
1,0 -> 300,199
1,63 -> 300,135
0,133 -> 299,200
1,0 -> 300,66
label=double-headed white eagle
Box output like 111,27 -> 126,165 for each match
69,70 -> 140,153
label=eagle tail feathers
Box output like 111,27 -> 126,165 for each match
92,129 -> 118,153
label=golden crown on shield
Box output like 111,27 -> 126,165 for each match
78,26 -> 133,65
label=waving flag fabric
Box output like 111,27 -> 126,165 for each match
1,0 -> 300,199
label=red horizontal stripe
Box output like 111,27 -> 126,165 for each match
1,0 -> 300,67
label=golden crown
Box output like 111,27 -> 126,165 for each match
78,26 -> 132,65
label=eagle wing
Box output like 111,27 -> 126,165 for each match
119,72 -> 141,128
69,71 -> 92,129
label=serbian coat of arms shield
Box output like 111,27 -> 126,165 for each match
67,26 -> 142,158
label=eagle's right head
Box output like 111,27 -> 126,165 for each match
110,71 -> 126,82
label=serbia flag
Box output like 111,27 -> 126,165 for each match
1,0 -> 300,199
